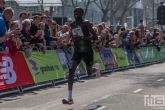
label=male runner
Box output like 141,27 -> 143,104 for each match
62,7 -> 100,104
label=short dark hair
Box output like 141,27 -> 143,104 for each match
19,12 -> 27,18
75,7 -> 84,14
0,0 -> 5,4
33,15 -> 40,20
121,27 -> 126,31
40,15 -> 47,20
140,19 -> 143,22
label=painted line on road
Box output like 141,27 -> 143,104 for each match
94,106 -> 106,110
133,89 -> 143,93
157,79 -> 164,82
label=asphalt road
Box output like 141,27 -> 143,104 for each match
0,62 -> 165,110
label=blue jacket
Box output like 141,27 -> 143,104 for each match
0,13 -> 7,48
121,32 -> 127,42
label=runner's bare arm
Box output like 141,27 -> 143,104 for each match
83,21 -> 98,41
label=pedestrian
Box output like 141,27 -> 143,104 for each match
62,7 -> 101,104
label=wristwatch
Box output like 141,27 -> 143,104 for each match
81,37 -> 84,39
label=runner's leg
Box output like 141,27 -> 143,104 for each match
67,52 -> 82,99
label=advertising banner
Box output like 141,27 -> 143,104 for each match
0,52 -> 34,90
75,61 -> 87,76
123,49 -> 140,66
93,50 -> 105,70
135,47 -> 159,63
111,48 -> 129,68
155,46 -> 165,60
23,51 -> 64,83
99,49 -> 117,70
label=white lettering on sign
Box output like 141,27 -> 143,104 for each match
0,56 -> 17,86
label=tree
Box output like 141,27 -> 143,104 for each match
94,0 -> 122,23
118,0 -> 139,24
71,0 -> 96,19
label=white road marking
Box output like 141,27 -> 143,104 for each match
94,106 -> 106,110
133,89 -> 143,93
157,79 -> 164,82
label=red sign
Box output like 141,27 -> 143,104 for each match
0,52 -> 34,90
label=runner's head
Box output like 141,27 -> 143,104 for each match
74,7 -> 84,20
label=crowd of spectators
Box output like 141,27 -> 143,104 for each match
0,0 -> 164,59
92,19 -> 165,55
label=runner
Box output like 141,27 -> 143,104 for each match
62,7 -> 101,104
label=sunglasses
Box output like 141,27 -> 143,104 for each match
52,24 -> 56,25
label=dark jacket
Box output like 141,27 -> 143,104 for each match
44,24 -> 57,46
29,22 -> 38,36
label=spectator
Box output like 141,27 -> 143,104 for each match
135,29 -> 142,39
109,25 -> 114,35
97,24 -> 104,35
50,20 -> 58,37
102,22 -> 106,29
38,22 -> 46,53
121,28 -> 128,42
0,7 -> 20,49
40,15 -> 47,23
114,31 -> 124,48
129,31 -> 136,43
43,10 -> 50,17
99,30 -> 108,47
132,28 -> 136,33
137,19 -> 144,31
125,35 -> 134,59
90,22 -> 94,27
26,12 -> 31,19
18,12 -> 28,29
9,21 -> 18,31
29,15 -> 40,36
93,26 -> 98,34
94,36 -> 106,52
67,18 -> 73,31
137,19 -> 144,36
5,35 -> 22,54
44,16 -> 57,46
39,22 -> 45,37
21,19 -> 45,54
152,28 -> 158,39
114,25 -> 121,35
57,25 -> 69,48
0,0 -> 5,13
145,31 -> 153,46
57,25 -> 73,68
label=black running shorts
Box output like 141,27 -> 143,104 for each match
71,49 -> 94,66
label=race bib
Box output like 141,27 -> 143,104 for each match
72,27 -> 84,37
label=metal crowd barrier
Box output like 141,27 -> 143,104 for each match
0,46 -> 165,97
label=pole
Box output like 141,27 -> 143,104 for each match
92,9 -> 93,22
41,0 -> 44,13
152,0 -> 155,28
62,1 -> 64,25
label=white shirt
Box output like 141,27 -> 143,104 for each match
18,20 -> 22,29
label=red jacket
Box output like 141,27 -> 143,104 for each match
5,40 -> 22,54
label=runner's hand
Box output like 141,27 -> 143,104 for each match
72,37 -> 81,41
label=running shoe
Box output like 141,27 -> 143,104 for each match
62,99 -> 74,104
